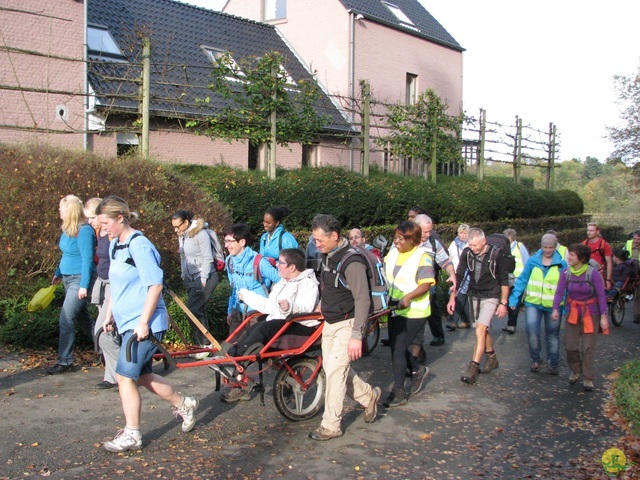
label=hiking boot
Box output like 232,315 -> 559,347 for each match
634,315 -> 640,324
548,366 -> 559,375
46,363 -> 75,375
530,362 -> 541,373
430,337 -> 445,346
384,387 -> 408,407
457,322 -> 471,329
103,428 -> 142,453
445,321 -> 457,331
480,354 -> 499,374
583,379 -> 594,391
308,426 -> 343,441
502,326 -> 516,334
364,387 -> 381,423
221,384 -> 251,403
568,372 -> 581,384
410,366 -> 429,394
461,361 -> 480,384
173,396 -> 199,432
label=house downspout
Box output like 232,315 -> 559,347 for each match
83,0 -> 88,151
348,11 -> 356,171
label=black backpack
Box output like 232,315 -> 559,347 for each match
467,233 -> 515,279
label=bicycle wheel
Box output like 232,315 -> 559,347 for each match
362,317 -> 380,356
610,298 -> 625,327
273,356 -> 325,422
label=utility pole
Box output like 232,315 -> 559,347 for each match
140,37 -> 151,158
361,80 -> 370,176
477,108 -> 486,180
268,63 -> 277,180
546,122 -> 556,190
513,116 -> 522,183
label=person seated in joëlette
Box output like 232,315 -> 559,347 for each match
210,248 -> 320,403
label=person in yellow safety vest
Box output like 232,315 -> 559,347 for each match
624,229 -> 640,323
509,234 -> 567,374
503,229 -> 529,334
383,221 -> 435,408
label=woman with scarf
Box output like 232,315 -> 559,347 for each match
552,243 -> 608,391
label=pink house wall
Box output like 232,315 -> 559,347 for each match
0,0 -> 85,149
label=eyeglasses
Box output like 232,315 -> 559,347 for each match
172,220 -> 187,231
223,238 -> 238,244
276,260 -> 290,266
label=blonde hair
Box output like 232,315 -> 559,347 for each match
83,197 -> 102,218
96,196 -> 139,225
60,195 -> 85,237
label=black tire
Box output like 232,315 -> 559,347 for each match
273,356 -> 325,422
609,298 -> 625,327
362,317 -> 380,356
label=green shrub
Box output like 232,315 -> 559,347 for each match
613,360 -> 640,435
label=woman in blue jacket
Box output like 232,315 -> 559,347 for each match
508,233 -> 567,375
47,195 -> 96,375
259,206 -> 298,261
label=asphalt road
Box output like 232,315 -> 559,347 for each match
1,308 -> 638,480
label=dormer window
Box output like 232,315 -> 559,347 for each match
87,25 -> 124,59
264,0 -> 286,21
201,46 -> 245,78
381,1 -> 414,26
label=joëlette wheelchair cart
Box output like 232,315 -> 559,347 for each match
100,286 -> 390,422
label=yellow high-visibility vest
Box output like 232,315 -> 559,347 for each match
385,248 -> 432,318
524,265 -> 562,308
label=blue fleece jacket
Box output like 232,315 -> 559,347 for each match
259,224 -> 299,260
227,247 -> 280,315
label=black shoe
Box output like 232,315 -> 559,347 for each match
381,338 -> 391,347
384,387 -> 408,408
445,322 -> 457,331
502,326 -> 516,334
46,363 -> 75,375
430,337 -> 445,347
457,322 -> 471,329
96,380 -> 117,390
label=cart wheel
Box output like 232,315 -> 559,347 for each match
609,297 -> 625,327
362,317 -> 381,356
273,356 -> 325,422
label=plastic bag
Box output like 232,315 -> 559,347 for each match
27,285 -> 58,312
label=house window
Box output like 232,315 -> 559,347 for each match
264,0 -> 286,21
381,1 -> 414,25
116,133 -> 139,156
87,25 -> 124,58
406,73 -> 417,105
302,143 -> 318,167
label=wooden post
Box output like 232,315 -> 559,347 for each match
268,63 -> 277,180
477,108 -> 486,180
361,80 -> 370,176
140,38 -> 151,158
430,114 -> 438,184
546,122 -> 557,190
513,116 -> 522,183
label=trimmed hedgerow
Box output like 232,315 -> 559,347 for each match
0,143 -> 231,298
172,165 -> 583,232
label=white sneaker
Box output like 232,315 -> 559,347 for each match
174,396 -> 199,432
189,345 -> 212,359
103,428 -> 142,452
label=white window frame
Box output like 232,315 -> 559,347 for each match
201,46 -> 245,80
264,0 -> 286,21
406,73 -> 417,106
87,25 -> 124,58
381,1 -> 414,26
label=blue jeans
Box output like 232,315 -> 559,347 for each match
58,274 -> 94,365
524,306 -> 560,368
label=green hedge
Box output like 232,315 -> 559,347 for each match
171,165 -> 584,232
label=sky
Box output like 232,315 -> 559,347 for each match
181,0 -> 640,162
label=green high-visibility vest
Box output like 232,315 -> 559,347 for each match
385,248 -> 432,318
625,239 -> 640,261
512,242 -> 524,278
524,265 -> 562,308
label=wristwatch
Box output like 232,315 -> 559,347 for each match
499,301 -> 508,307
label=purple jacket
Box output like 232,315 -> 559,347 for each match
553,267 -> 607,316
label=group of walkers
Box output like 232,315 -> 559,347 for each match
45,193 -> 640,450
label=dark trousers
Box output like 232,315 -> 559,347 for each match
184,272 -> 219,345
229,320 -> 315,357
453,291 -> 470,325
412,286 -> 444,347
506,286 -> 523,328
390,315 -> 427,389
